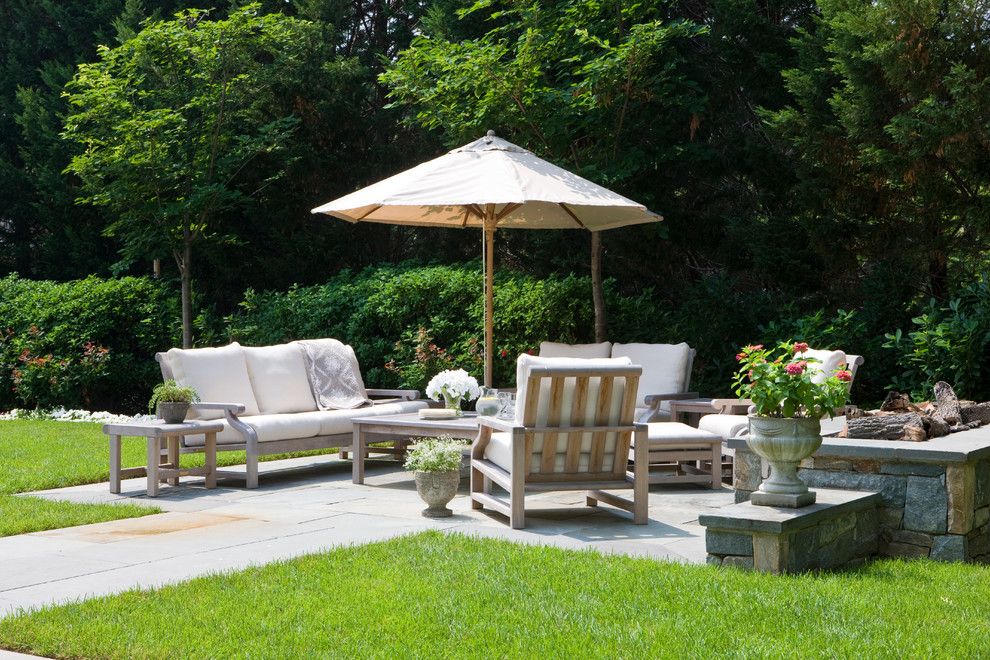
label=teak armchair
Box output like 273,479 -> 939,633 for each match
470,356 -> 649,529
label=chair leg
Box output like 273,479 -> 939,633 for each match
470,465 -> 484,510
632,429 -> 649,524
509,485 -> 525,529
710,443 -> 721,489
586,494 -> 599,507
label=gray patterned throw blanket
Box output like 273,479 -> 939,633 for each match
294,339 -> 372,410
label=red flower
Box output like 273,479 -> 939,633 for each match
500,349 -> 508,358
793,342 -> 809,354
526,349 -> 536,355
785,361 -> 807,375
835,369 -> 853,382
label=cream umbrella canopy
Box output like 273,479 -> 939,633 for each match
311,131 -> 662,386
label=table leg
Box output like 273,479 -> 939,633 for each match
109,434 -> 121,494
205,431 -> 217,488
352,426 -> 366,484
167,435 -> 180,486
146,436 -> 160,497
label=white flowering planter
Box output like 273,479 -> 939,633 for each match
415,470 -> 461,518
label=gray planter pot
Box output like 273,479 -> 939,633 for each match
746,416 -> 822,508
156,401 -> 190,424
414,470 -> 461,518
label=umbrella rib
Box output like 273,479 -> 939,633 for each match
495,203 -> 521,222
354,205 -> 382,222
558,203 -> 588,229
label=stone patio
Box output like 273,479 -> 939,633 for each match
0,455 -> 732,619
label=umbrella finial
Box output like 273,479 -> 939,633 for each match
485,129 -> 496,141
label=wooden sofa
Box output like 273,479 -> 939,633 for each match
156,341 -> 428,488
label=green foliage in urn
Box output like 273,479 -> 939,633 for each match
733,342 -> 850,419
148,380 -> 199,413
404,437 -> 464,473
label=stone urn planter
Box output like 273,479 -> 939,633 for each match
156,401 -> 190,424
414,470 -> 461,518
746,416 -> 822,508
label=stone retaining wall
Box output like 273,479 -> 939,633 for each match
730,435 -> 990,563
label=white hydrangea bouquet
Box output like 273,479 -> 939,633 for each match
425,368 -> 481,413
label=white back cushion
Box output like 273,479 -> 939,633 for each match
515,354 -> 633,425
243,344 -> 318,414
538,341 -> 612,359
798,348 -> 848,384
165,342 -> 260,419
611,342 -> 691,407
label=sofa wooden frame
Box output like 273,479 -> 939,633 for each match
155,352 -> 420,488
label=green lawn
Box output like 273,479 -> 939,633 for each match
1,531 -> 987,658
0,419 -> 335,537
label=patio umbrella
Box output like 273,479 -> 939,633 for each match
311,131 -> 661,386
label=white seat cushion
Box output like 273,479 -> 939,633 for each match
798,348 -> 848,384
698,414 -> 749,440
644,422 -> 721,444
166,343 -> 260,419
538,341 -> 612,359
183,400 -> 429,446
483,431 -> 591,473
611,342 -> 691,407
244,344 -> 318,414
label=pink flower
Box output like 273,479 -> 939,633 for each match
785,361 -> 807,375
735,352 -> 745,362
743,344 -> 763,353
835,369 -> 853,382
793,342 -> 809,353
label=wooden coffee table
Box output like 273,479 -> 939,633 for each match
350,412 -> 481,484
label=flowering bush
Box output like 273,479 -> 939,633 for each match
404,436 -> 466,472
733,341 -> 850,418
425,368 -> 482,407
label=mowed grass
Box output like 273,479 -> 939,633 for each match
1,531 -> 988,658
0,420 -> 335,537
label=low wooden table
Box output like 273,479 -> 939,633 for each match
351,412 -> 481,484
102,420 -> 222,496
667,398 -> 719,426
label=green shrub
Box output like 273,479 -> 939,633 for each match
883,277 -> 990,400
0,275 -> 179,412
227,262 -> 667,388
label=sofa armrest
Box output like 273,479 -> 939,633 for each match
190,402 -> 247,415
367,389 -> 420,401
711,398 -> 753,414
643,392 -> 699,406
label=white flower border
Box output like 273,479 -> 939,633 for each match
0,408 -> 155,424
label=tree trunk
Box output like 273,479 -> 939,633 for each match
591,231 -> 607,343
180,230 -> 193,348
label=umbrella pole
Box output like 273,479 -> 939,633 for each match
484,204 -> 496,387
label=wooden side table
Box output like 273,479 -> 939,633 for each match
102,420 -> 223,496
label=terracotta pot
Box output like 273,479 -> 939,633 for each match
156,401 -> 190,424
414,470 -> 460,518
746,416 -> 822,507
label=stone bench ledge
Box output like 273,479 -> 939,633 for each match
699,488 -> 880,535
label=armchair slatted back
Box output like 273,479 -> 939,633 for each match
517,363 -> 641,483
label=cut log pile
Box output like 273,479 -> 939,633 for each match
844,381 -> 990,442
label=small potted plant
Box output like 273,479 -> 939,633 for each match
425,368 -> 482,414
405,436 -> 465,518
733,341 -> 851,507
149,380 -> 199,424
